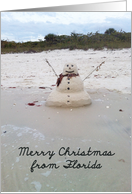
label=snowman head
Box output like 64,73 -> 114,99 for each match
62,64 -> 78,75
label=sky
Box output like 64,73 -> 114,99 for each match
1,12 -> 131,42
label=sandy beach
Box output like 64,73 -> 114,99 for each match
1,48 -> 131,192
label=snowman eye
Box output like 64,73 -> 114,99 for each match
67,65 -> 69,67
71,65 -> 74,67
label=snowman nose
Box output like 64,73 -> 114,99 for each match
69,67 -> 71,69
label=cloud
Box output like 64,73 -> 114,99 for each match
2,12 -> 131,24
1,12 -> 131,42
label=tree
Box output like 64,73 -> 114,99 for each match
105,28 -> 116,35
44,33 -> 57,43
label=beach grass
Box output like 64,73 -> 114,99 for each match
1,30 -> 131,54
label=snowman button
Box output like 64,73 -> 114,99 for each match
68,78 -> 70,80
67,87 -> 70,90
68,82 -> 70,84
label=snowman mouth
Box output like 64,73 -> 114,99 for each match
66,71 -> 74,73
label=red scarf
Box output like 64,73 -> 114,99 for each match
56,73 -> 79,87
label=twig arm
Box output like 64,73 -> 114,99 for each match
83,61 -> 105,81
45,59 -> 58,78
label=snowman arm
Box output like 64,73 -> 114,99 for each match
45,59 -> 58,78
83,61 -> 105,81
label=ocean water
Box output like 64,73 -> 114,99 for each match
1,122 -> 131,192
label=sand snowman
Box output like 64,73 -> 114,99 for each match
46,63 -> 92,107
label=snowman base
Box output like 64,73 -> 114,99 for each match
46,90 -> 92,107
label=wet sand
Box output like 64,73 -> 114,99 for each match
1,87 -> 131,192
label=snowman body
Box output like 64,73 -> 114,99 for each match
46,64 -> 92,107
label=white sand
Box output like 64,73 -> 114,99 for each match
1,48 -> 131,192
1,48 -> 131,93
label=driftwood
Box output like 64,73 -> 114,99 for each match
83,61 -> 105,81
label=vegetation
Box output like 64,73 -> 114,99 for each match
1,28 -> 131,54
